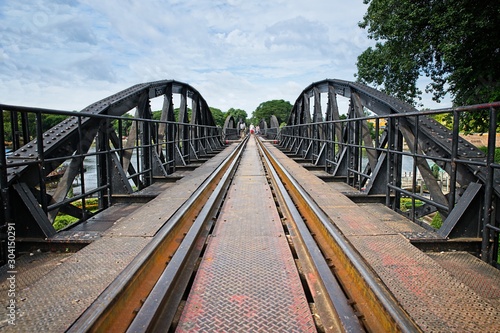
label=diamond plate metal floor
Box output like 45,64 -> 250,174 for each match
264,141 -> 500,332
176,137 -> 316,332
427,251 -> 500,308
0,145 -> 235,332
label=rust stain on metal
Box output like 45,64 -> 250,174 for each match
262,142 -> 410,333
177,137 -> 316,332
87,152 -> 237,332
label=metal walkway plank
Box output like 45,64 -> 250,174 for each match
177,137 -> 316,333
0,145 -> 236,332
263,141 -> 500,332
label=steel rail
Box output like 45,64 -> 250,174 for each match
256,138 -> 364,332
67,137 -> 248,332
126,136 -> 248,332
257,138 -> 421,333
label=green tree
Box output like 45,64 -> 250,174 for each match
43,114 -> 68,130
112,113 -> 134,136
174,107 -> 192,122
209,107 -> 226,127
2,111 -> 68,144
2,111 -> 13,143
252,100 -> 292,125
357,0 -> 500,131
152,110 -> 162,120
226,108 -> 248,123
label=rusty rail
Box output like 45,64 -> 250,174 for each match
257,137 -> 420,332
70,135 -> 421,332
67,137 -> 248,332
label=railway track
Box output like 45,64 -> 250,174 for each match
69,136 -> 419,332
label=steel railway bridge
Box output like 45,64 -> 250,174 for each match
1,79 -> 499,332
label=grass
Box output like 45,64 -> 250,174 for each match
53,198 -> 99,231
400,197 -> 423,212
53,215 -> 79,231
430,212 -> 443,229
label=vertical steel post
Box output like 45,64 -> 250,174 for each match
35,111 -> 48,213
313,87 -> 321,161
141,104 -> 152,187
77,116 -> 87,218
96,121 -> 109,210
179,89 -> 189,162
386,116 -> 395,209
448,110 -> 460,212
0,110 -> 11,264
191,96 -> 199,156
394,118 -> 403,211
481,107 -> 497,263
20,112 -> 30,146
118,117 -> 124,167
164,86 -> 175,174
10,111 -> 19,151
411,115 -> 419,222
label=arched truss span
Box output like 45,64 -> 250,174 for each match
261,115 -> 280,139
222,115 -> 238,140
2,80 -> 221,239
270,115 -> 280,128
258,119 -> 268,133
282,79 -> 499,242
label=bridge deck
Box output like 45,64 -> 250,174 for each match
0,145 -> 236,332
1,139 -> 500,332
176,137 -> 316,332
265,141 -> 500,332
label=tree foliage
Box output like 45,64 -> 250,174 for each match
357,0 -> 500,112
209,107 -> 226,127
3,111 -> 69,144
112,113 -> 134,136
226,108 -> 248,123
251,99 -> 292,126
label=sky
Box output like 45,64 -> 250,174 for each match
0,0 -> 450,117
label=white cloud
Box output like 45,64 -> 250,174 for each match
0,0 -> 451,116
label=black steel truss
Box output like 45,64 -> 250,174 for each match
0,80 -> 222,262
281,79 -> 500,265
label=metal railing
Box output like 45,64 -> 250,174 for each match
278,103 -> 500,265
0,105 -> 223,257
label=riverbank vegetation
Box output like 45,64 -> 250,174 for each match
53,198 -> 99,231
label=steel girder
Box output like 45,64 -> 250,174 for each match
266,115 -> 280,139
2,80 -> 220,240
284,79 -> 499,242
223,116 -> 238,140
